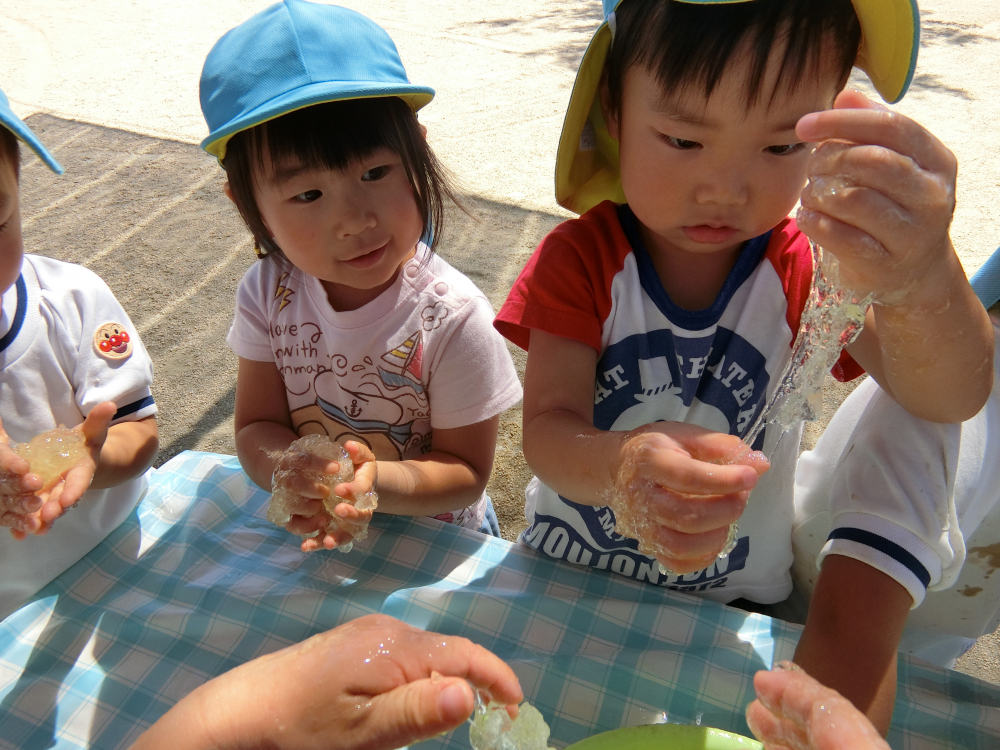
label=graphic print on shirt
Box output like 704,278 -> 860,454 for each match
289,328 -> 433,460
527,324 -> 769,589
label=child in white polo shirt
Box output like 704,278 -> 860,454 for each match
0,89 -> 159,620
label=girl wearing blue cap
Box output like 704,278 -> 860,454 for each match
200,0 -> 521,549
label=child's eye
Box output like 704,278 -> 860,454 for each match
293,190 -> 322,202
766,143 -> 806,156
362,165 -> 389,182
660,135 -> 700,150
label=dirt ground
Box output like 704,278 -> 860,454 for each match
2,0 -> 999,680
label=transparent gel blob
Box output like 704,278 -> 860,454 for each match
470,695 -> 555,750
268,435 -> 378,552
742,241 -> 872,447
13,428 -> 87,490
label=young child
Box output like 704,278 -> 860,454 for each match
200,0 -> 521,550
495,0 -> 992,724
0,89 -> 159,620
791,246 -> 1000,728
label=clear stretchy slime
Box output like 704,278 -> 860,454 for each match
13,428 -> 87,491
469,695 -> 555,750
268,435 -> 378,552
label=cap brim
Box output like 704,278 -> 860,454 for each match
852,0 -> 919,104
201,81 -> 435,161
0,112 -> 64,175
971,248 -> 1000,311
554,23 -> 625,215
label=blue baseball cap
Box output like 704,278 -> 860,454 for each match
0,88 -> 64,175
200,0 -> 434,162
971,248 -> 1000,310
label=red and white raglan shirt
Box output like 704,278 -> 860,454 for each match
496,201 -> 861,604
0,255 -> 156,620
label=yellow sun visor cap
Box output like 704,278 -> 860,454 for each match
555,0 -> 920,215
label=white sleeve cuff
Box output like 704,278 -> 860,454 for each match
819,512 -> 942,609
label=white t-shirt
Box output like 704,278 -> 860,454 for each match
496,202 -> 862,604
227,245 -> 522,529
793,318 -> 1000,645
0,255 -> 157,620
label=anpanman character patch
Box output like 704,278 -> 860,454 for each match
93,322 -> 133,361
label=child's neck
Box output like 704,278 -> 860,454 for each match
638,223 -> 743,311
321,273 -> 400,313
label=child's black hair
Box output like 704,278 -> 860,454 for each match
0,128 -> 20,180
223,97 -> 456,258
605,0 -> 862,116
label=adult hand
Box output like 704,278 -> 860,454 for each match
746,662 -> 891,750
133,614 -> 522,750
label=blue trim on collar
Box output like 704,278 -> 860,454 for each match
616,205 -> 771,330
0,275 -> 27,353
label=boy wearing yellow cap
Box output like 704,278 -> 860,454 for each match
496,0 -> 993,731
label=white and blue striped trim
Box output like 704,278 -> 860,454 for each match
110,394 -> 157,424
819,512 -> 941,609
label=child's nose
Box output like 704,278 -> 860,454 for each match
335,196 -> 377,238
694,168 -> 749,207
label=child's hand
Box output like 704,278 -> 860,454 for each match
614,423 -> 769,574
0,417 -> 45,538
0,403 -> 115,539
283,440 -> 377,552
795,89 -> 958,307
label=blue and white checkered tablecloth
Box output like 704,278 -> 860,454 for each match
1,452 -> 998,750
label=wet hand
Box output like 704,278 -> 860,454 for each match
746,662 -> 890,750
796,90 -> 957,307
287,440 -> 377,552
132,614 -> 523,750
0,404 -> 113,539
614,423 -> 768,574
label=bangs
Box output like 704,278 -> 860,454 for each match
223,97 -> 456,258
607,0 -> 862,113
248,98 -> 411,179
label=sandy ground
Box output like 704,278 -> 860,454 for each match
2,0 -> 999,681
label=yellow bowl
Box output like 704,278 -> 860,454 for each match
564,724 -> 762,750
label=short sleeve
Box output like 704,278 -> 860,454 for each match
795,377 -> 963,609
227,261 -> 275,362
33,259 -> 157,424
495,201 -> 631,352
427,296 -> 522,430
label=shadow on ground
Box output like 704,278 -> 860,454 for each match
19,114 -> 560,539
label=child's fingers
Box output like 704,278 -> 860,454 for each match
278,472 -> 333,500
286,511 -> 328,536
331,501 -> 374,524
796,107 -> 955,177
807,142 -> 950,211
645,449 -> 760,495
0,509 -> 41,535
79,401 -> 116,445
277,450 -> 341,477
799,183 -> 915,255
745,699 -> 801,750
642,486 -> 748,534
646,523 -> 733,564
343,440 -> 377,467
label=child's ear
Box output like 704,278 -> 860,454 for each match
598,73 -> 620,140
418,122 -> 428,139
222,180 -> 235,203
